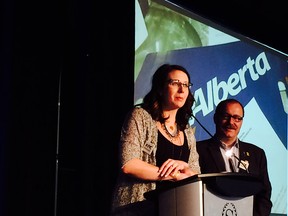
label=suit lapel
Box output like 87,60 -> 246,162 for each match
208,139 -> 226,172
238,141 -> 250,173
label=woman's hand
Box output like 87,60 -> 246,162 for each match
158,159 -> 196,181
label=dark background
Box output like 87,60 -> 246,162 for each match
0,0 -> 287,216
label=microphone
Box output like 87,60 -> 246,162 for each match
225,150 -> 236,172
225,149 -> 249,173
228,157 -> 236,172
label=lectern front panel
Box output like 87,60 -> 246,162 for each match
203,184 -> 253,216
158,181 -> 203,216
155,174 -> 257,216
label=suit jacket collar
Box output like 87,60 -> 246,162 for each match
209,136 -> 250,173
208,136 -> 226,171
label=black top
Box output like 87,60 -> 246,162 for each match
156,131 -> 189,189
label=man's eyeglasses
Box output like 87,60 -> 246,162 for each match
167,79 -> 192,89
221,113 -> 243,122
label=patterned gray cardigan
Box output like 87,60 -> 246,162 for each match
110,107 -> 200,214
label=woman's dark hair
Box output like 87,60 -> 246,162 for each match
141,64 -> 195,130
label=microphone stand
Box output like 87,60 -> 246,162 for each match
54,70 -> 62,216
192,114 -> 213,138
233,153 -> 249,173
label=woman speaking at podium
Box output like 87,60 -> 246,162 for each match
109,64 -> 200,216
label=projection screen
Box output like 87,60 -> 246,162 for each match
134,0 -> 288,214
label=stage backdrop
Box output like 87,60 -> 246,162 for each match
134,0 -> 288,214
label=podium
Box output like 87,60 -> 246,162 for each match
145,173 -> 262,216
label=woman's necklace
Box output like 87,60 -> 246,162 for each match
162,122 -> 180,142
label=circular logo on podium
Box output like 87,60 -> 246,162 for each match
222,202 -> 237,216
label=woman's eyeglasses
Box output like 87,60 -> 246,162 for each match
167,79 -> 192,89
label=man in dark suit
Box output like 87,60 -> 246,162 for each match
196,98 -> 272,216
